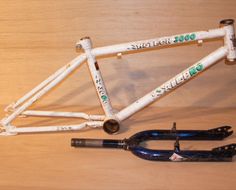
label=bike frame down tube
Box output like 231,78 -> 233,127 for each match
115,47 -> 227,121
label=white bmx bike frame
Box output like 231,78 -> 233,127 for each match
1,19 -> 236,135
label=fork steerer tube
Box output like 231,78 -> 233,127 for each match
71,139 -> 125,149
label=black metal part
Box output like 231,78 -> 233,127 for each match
226,59 -> 236,65
80,36 -> 90,40
220,19 -> 234,26
130,144 -> 236,162
71,123 -> 235,162
103,119 -> 120,134
174,137 -> 180,152
128,125 -> 233,142
94,61 -> 99,70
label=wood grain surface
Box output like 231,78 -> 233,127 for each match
0,106 -> 236,190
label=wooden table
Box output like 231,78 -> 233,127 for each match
0,106 -> 235,190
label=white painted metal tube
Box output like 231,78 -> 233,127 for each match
22,110 -> 105,121
5,55 -> 87,112
1,54 -> 87,126
222,25 -> 236,61
91,28 -> 225,56
79,37 -> 114,117
9,121 -> 103,133
116,47 -> 228,121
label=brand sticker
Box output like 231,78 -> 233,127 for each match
169,153 -> 185,161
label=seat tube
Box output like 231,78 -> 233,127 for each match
78,37 -> 114,117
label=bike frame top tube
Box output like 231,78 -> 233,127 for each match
91,28 -> 225,57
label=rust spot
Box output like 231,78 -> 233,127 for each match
95,61 -> 99,70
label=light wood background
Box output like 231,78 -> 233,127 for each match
0,0 -> 236,109
0,1 -> 236,190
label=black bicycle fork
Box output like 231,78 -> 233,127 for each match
71,123 -> 236,162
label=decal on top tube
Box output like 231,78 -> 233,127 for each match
174,33 -> 196,43
127,38 -> 173,50
127,33 -> 196,51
